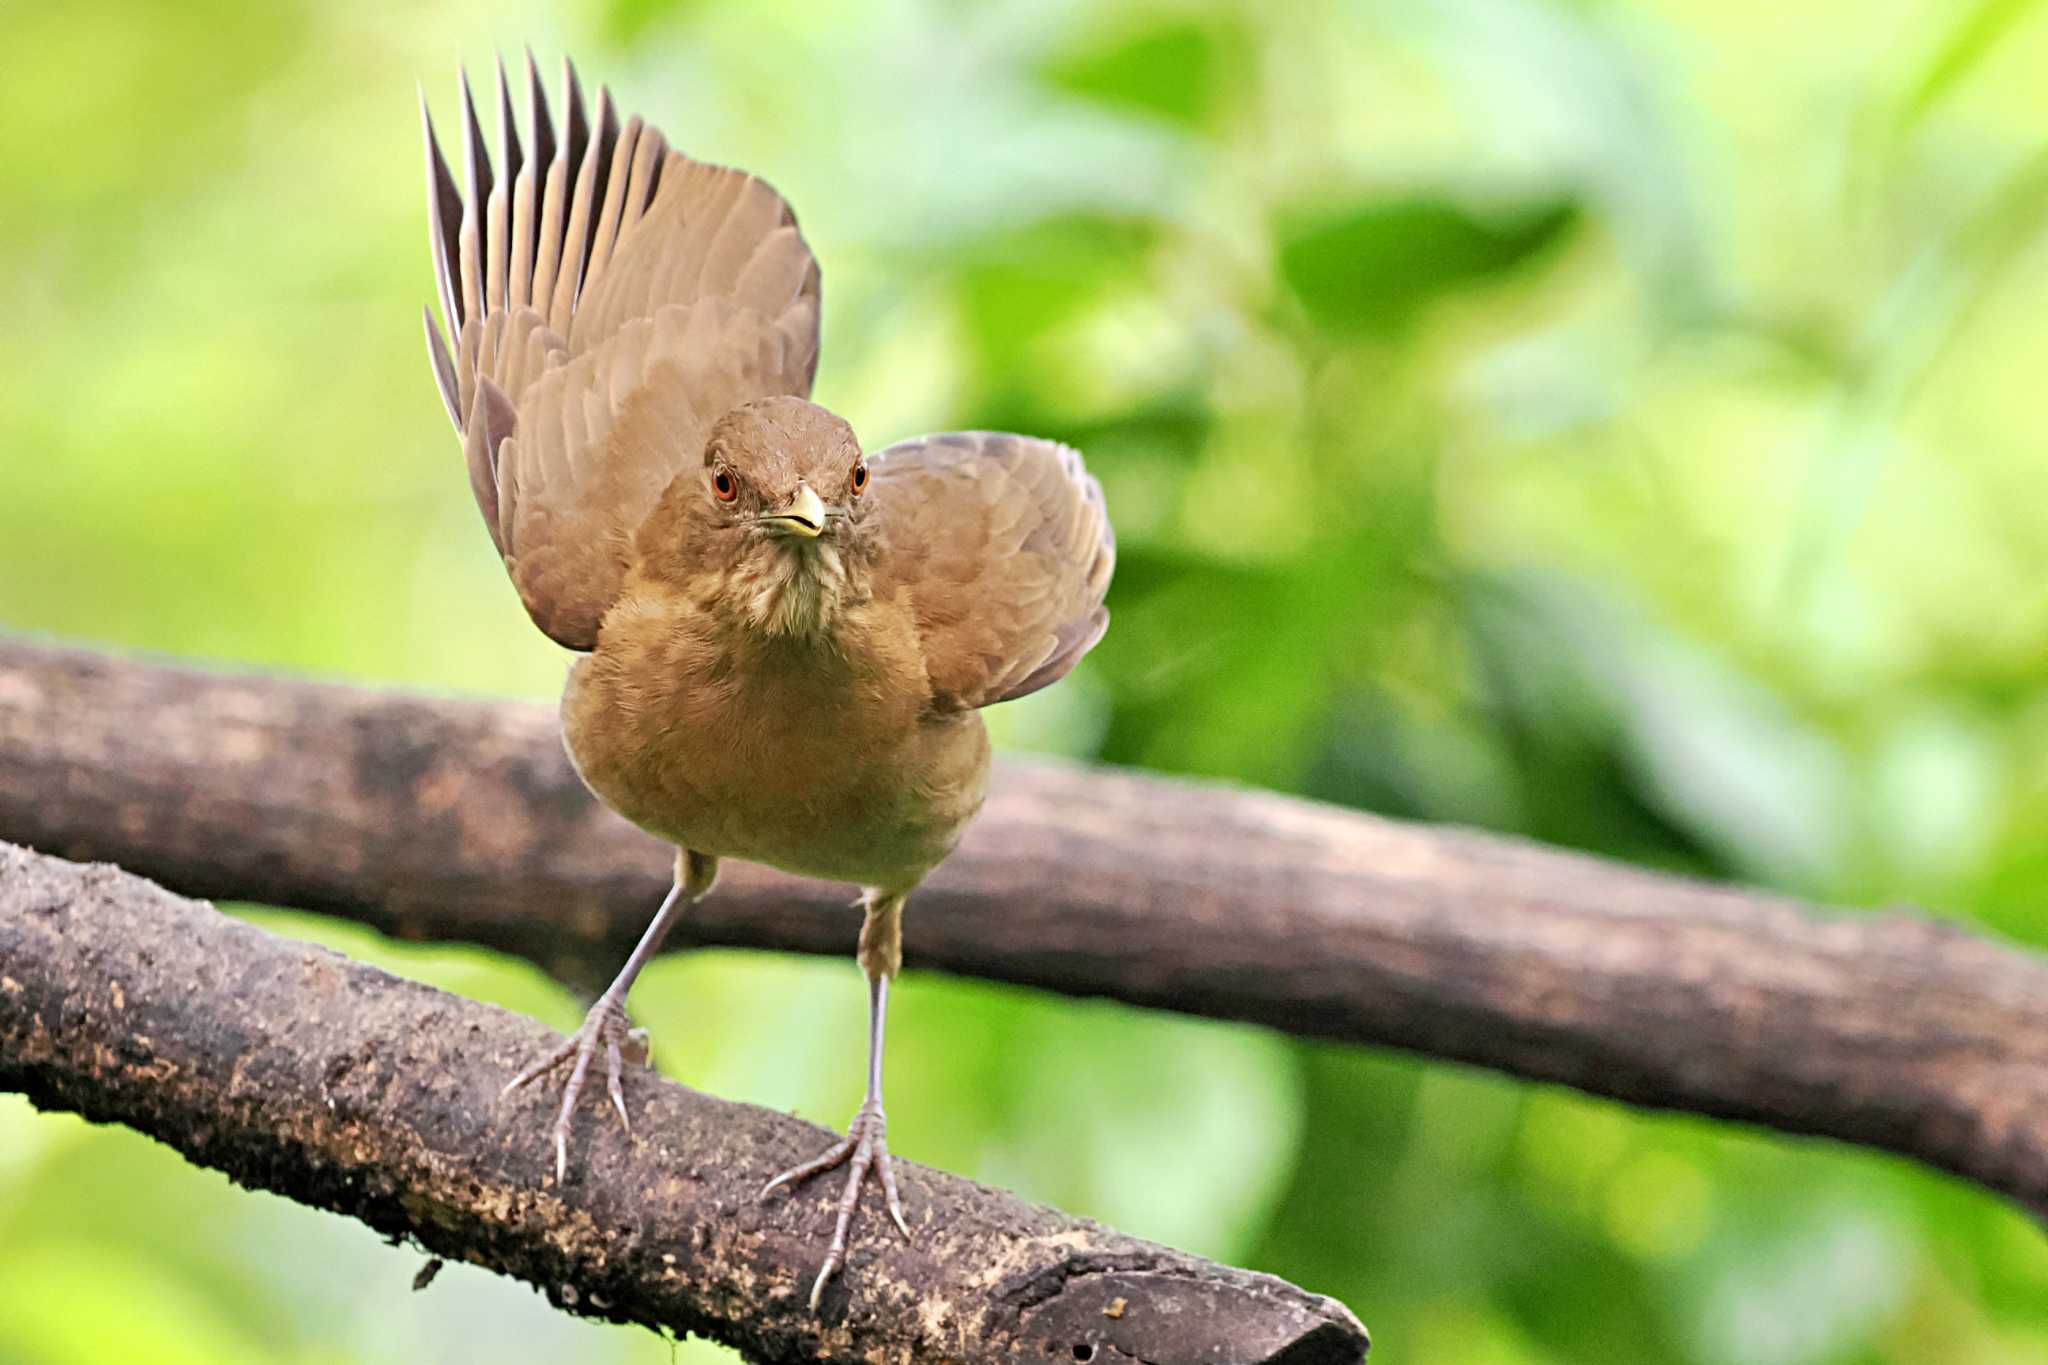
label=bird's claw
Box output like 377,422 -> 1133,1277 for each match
761,1099 -> 911,1309
502,993 -> 642,1181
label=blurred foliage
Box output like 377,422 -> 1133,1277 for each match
1278,194 -> 1580,337
5,0 -> 2048,1361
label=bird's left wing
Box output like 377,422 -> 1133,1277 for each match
867,432 -> 1115,711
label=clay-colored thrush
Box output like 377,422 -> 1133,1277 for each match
416,56 -> 1114,1304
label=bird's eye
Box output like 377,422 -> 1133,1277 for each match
850,462 -> 869,497
712,467 -> 737,502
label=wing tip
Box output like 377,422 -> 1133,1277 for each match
523,45 -> 555,152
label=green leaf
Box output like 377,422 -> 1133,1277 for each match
1277,193 -> 1580,337
948,212 -> 1160,383
597,0 -> 710,45
1896,0 -> 2044,133
1038,18 -> 1242,129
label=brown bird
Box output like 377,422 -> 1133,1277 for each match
416,55 -> 1114,1305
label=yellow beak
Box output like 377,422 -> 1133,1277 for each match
759,484 -> 826,539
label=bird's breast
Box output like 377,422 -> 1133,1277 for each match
561,586 -> 988,889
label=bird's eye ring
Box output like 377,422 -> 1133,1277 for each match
712,467 -> 737,502
850,462 -> 869,497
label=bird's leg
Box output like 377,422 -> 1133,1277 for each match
763,889 -> 912,1309
505,849 -> 717,1181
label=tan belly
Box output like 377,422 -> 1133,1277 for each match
560,615 -> 989,891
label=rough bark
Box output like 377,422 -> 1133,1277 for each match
0,842 -> 1367,1363
5,636 -> 2048,1224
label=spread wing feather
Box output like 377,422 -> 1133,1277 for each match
420,53 -> 820,649
869,433 -> 1115,711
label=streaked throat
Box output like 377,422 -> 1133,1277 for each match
737,538 -> 847,638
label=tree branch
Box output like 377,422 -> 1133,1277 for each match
0,842 -> 1367,1363
5,636 -> 2047,1225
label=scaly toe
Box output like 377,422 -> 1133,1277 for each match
877,1152 -> 910,1240
604,1038 -> 631,1135
761,1134 -> 858,1198
502,1036 -> 578,1095
504,995 -> 642,1180
765,1103 -> 910,1307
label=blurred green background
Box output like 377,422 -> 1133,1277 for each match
5,0 -> 2048,1360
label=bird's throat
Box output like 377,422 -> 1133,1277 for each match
734,540 -> 847,638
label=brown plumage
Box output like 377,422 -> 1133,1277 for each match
418,54 -> 1113,1307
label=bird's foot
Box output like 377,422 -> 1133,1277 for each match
502,992 -> 649,1182
761,1098 -> 911,1309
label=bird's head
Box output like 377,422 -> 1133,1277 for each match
655,395 -> 871,636
699,396 -> 867,544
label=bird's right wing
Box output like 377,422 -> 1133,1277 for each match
420,56 -> 821,649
